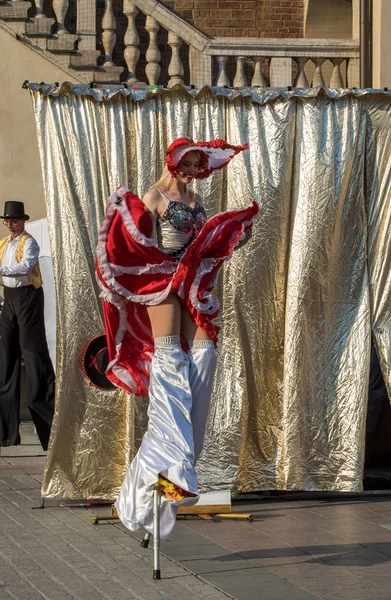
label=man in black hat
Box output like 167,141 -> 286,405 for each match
0,201 -> 54,450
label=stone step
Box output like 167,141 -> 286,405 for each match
47,32 -> 78,53
0,1 -> 30,20
70,50 -> 101,70
93,65 -> 125,83
25,16 -> 55,37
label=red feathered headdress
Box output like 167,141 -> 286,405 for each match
166,138 -> 249,179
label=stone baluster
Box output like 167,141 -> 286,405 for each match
293,57 -> 309,88
251,57 -> 267,87
311,57 -> 326,87
24,0 -> 55,35
215,56 -> 230,87
330,58 -> 345,88
34,0 -> 44,18
47,0 -> 78,51
52,0 -> 71,34
102,0 -> 117,67
168,32 -> 184,87
124,0 -> 140,84
233,56 -> 247,87
145,16 -> 161,85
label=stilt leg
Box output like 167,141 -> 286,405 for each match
153,488 -> 161,580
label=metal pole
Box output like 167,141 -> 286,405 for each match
360,0 -> 372,88
153,488 -> 161,580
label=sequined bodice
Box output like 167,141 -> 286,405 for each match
156,191 -> 207,259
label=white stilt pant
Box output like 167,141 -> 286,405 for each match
188,340 -> 218,463
116,336 -> 199,540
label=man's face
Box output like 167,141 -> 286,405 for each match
3,218 -> 25,238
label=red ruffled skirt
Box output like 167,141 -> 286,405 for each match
96,187 -> 258,396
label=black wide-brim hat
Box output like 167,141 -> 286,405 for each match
0,201 -> 29,220
81,335 -> 116,391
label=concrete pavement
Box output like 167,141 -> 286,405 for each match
1,424 -> 391,600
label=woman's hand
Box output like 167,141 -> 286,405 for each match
235,227 -> 252,250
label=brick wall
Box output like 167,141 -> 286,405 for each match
160,0 -> 305,38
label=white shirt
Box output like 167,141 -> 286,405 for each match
0,232 -> 40,288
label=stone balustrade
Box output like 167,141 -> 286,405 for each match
208,39 -> 360,88
0,0 -> 360,88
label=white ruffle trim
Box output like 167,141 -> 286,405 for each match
96,187 -> 174,305
108,260 -> 177,276
188,217 -> 252,315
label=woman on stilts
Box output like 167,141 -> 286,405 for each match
96,138 -> 258,539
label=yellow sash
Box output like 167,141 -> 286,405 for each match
0,232 -> 42,288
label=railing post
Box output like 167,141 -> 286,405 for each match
47,0 -> 78,52
145,16 -> 161,85
168,32 -> 184,87
215,56 -> 230,87
52,0 -> 70,34
102,0 -> 116,67
93,0 -> 124,81
251,57 -> 267,87
34,0 -> 44,18
124,0 -> 140,84
312,57 -> 326,87
293,57 -> 309,88
330,58 -> 345,87
233,56 -> 247,87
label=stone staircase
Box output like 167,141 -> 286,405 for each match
0,0 -> 360,88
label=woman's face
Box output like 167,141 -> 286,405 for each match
176,151 -> 201,184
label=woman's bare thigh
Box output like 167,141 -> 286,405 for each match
146,294 -> 212,341
181,306 -> 212,341
146,293 -> 182,338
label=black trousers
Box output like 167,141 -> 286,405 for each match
0,285 -> 55,449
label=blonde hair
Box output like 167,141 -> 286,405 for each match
149,166 -> 176,193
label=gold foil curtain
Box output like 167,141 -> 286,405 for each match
29,85 -> 391,498
366,95 -> 391,399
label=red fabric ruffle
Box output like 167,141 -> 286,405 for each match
96,187 -> 258,396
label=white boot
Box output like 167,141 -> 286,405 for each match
188,340 -> 218,464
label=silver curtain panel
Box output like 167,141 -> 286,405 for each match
29,85 -> 391,498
